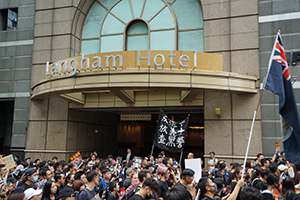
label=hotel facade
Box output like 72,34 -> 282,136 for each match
0,0 -> 297,163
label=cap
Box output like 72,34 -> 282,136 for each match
24,188 -> 42,200
7,176 -> 17,184
24,168 -> 37,178
0,164 -> 5,168
213,178 -> 225,192
56,185 -> 74,199
24,157 -> 31,161
158,166 -> 169,174
145,163 -> 154,169
278,164 -> 288,171
13,186 -> 25,193
38,161 -> 46,168
13,165 -> 24,176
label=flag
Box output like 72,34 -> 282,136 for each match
153,110 -> 189,152
264,31 -> 300,164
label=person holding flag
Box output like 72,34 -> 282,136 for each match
264,30 -> 300,164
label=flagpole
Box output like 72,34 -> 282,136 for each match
241,31 -> 281,178
150,144 -> 155,158
179,150 -> 184,165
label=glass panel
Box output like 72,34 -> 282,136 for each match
171,0 -> 203,29
178,30 -> 203,52
99,0 -> 118,10
127,35 -> 148,50
81,40 -> 99,55
142,0 -> 165,21
101,13 -> 125,34
131,0 -> 145,18
82,3 -> 106,39
101,34 -> 123,53
111,0 -> 132,23
149,6 -> 175,29
150,30 -> 175,50
127,21 -> 148,35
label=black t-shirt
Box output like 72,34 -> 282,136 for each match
107,193 -> 118,200
129,194 -> 144,200
21,182 -> 35,190
230,181 -> 242,200
173,182 -> 192,200
158,180 -> 168,198
201,195 -> 214,200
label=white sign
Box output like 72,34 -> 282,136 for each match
185,158 -> 202,183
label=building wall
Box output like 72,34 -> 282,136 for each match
259,0 -> 300,156
0,0 -> 35,158
202,0 -> 262,164
25,0 -> 262,161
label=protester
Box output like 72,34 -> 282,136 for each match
129,178 -> 158,200
77,170 -> 98,200
207,152 -> 217,175
54,172 -> 65,194
24,188 -> 42,200
40,181 -> 57,200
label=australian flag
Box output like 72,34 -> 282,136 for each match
264,31 -> 300,164
153,110 -> 189,153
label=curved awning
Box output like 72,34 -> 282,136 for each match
31,51 -> 257,106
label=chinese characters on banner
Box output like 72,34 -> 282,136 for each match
0,154 -> 15,169
154,110 -> 189,152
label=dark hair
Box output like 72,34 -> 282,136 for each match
209,152 -> 215,155
240,186 -> 263,200
269,163 -> 278,173
108,181 -> 117,192
232,163 -> 240,170
41,181 -> 56,200
296,163 -> 300,172
40,169 -> 51,177
266,173 -> 279,185
261,159 -> 268,166
261,169 -> 270,178
128,160 -> 134,168
54,163 -> 61,171
202,171 -> 209,178
198,178 -> 210,200
138,169 -> 150,183
54,172 -> 63,182
86,170 -> 98,182
281,177 -> 295,198
165,184 -> 192,200
72,179 -> 85,191
74,171 -> 85,180
142,178 -> 159,192
257,153 -> 263,159
219,163 -> 226,170
8,192 -> 26,200
246,160 -> 252,169
67,163 -> 74,172
182,169 -> 195,180
233,167 -> 243,180
65,173 -> 74,185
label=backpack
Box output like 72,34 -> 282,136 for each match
121,185 -> 136,200
95,177 -> 104,196
75,188 -> 92,200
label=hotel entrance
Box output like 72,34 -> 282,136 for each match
74,106 -> 204,161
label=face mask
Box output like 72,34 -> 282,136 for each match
152,168 -> 155,172
211,183 -> 218,192
145,194 -> 152,199
33,175 -> 38,183
110,168 -> 113,172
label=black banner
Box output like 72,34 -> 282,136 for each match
153,110 -> 189,152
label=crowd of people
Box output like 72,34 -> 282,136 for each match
0,149 -> 300,200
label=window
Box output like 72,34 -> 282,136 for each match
81,0 -> 203,54
126,20 -> 149,51
0,8 -> 18,31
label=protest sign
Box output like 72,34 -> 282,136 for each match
275,142 -> 281,153
70,151 -> 82,167
0,154 -> 15,169
185,158 -> 202,183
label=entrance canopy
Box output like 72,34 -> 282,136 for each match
31,50 -> 257,108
